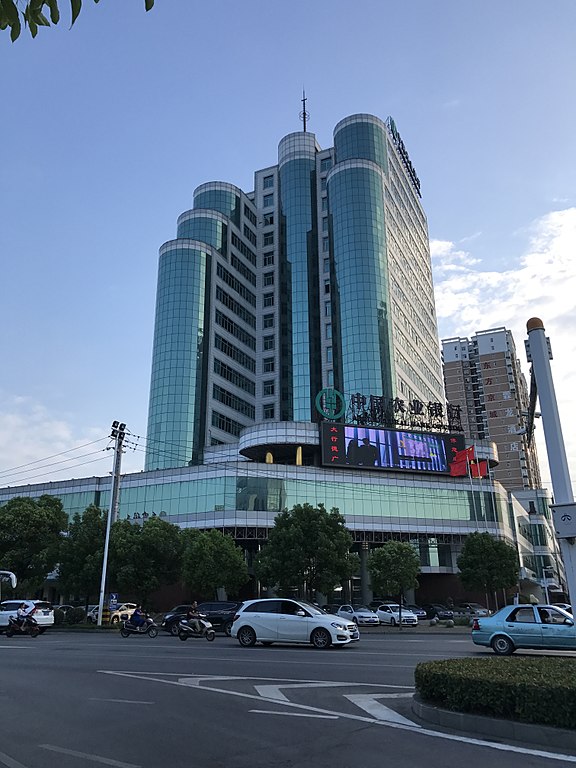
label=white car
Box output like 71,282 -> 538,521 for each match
231,598 -> 359,649
87,603 -> 136,624
336,604 -> 380,626
0,600 -> 54,632
375,603 -> 418,626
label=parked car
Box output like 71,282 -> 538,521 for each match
453,602 -> 491,618
404,604 -> 427,620
472,603 -> 575,655
552,603 -> 572,613
232,598 -> 360,648
336,604 -> 380,626
423,603 -> 454,620
0,600 -> 54,633
375,603 -> 418,626
86,605 -> 99,623
52,604 -> 75,614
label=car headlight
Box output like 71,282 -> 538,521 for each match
331,622 -> 346,631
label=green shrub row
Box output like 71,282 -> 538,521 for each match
415,657 -> 576,730
53,607 -> 86,625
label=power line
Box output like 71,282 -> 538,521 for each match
0,455 -> 111,486
0,448 -> 111,484
0,438 -> 109,478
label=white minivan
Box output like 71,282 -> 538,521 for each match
231,598 -> 359,649
0,600 -> 54,632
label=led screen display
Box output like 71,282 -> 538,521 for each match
320,423 -> 465,474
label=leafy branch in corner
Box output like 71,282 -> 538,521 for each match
0,0 -> 154,42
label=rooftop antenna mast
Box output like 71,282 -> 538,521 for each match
299,89 -> 309,132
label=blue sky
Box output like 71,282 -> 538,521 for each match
1,1 -> 575,491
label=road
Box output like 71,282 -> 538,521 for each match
0,630 -> 574,768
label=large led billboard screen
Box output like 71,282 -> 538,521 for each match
320,423 -> 465,474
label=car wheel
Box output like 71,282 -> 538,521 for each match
170,623 -> 179,637
390,618 -> 396,626
237,626 -> 257,647
111,616 -> 119,624
311,628 -> 332,649
223,620 -> 233,637
491,635 -> 515,656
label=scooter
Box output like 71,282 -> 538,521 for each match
177,615 -> 215,642
120,615 -> 158,638
6,614 -> 40,638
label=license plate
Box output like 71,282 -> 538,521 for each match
42,610 -> 49,615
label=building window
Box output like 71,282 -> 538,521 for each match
263,194 -> 274,208
320,157 -> 332,172
263,293 -> 274,307
263,272 -> 274,287
321,178 -> 327,191
323,258 -> 330,273
322,218 -> 328,232
264,213 -> 274,226
327,370 -> 334,386
263,251 -> 274,266
325,301 -> 331,317
321,197 -> 328,212
263,335 -> 275,351
263,380 -> 275,396
243,204 -> 257,226
263,404 -> 275,420
263,232 -> 274,246
263,358 -> 275,373
326,346 -> 333,363
322,237 -> 329,252
263,313 -> 274,329
263,175 -> 274,189
324,282 -> 330,294
243,224 -> 257,246
326,323 -> 332,339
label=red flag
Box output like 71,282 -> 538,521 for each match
470,460 -> 488,478
449,460 -> 468,477
452,446 -> 475,463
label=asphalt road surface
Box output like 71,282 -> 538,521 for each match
0,629 -> 574,768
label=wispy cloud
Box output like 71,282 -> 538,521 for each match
432,207 -> 576,490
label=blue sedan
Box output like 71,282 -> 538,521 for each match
472,604 -> 575,655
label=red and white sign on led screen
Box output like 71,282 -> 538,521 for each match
320,423 -> 465,474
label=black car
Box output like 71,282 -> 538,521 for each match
423,603 -> 454,620
160,601 -> 242,636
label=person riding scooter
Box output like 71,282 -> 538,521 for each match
185,602 -> 203,634
16,603 -> 31,627
130,605 -> 146,629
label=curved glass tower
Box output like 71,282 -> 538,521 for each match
145,113 -> 445,470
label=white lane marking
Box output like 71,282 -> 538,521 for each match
0,750 -> 29,768
39,744 -> 140,768
99,670 -> 576,763
88,698 -> 154,705
250,710 -> 339,719
255,681 -> 360,702
344,693 -> 419,727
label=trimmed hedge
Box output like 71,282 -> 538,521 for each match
415,657 -> 576,730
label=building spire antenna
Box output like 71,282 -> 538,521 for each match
299,89 -> 309,132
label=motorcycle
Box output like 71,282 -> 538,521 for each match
6,614 -> 40,638
177,615 -> 215,642
120,615 -> 158,638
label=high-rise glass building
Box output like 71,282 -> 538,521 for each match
145,114 -> 445,470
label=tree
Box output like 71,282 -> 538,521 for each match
255,503 -> 358,599
457,532 -> 519,608
368,541 -> 420,604
1,0 -> 154,43
58,504 -> 106,607
108,516 -> 182,606
0,494 -> 67,593
181,529 -> 248,599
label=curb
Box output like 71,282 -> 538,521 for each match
412,696 -> 576,752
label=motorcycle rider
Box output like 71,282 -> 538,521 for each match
16,603 -> 29,627
185,601 -> 203,634
130,605 -> 146,630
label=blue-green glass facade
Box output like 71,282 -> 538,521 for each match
279,157 -> 321,421
177,214 -> 227,256
193,187 -> 240,228
145,242 -> 210,470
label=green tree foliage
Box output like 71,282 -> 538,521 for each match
58,504 -> 106,606
181,529 -> 248,599
457,531 -> 519,595
1,0 -> 154,42
368,541 -> 420,600
108,516 -> 182,605
0,495 -> 67,593
255,503 -> 358,599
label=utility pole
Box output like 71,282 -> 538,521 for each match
97,421 -> 126,627
525,319 -> 576,604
